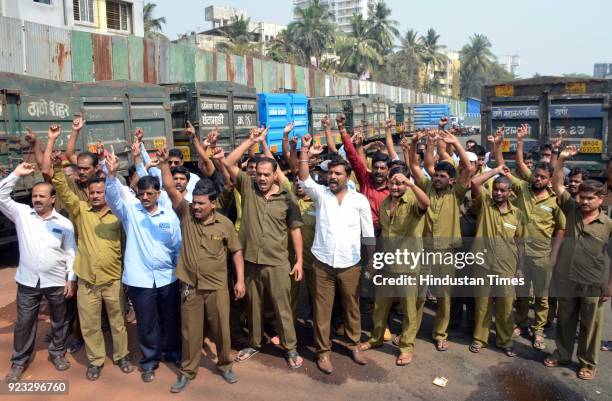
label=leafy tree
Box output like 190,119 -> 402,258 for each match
419,28 -> 448,92
291,0 -> 336,67
336,14 -> 384,78
365,1 -> 399,55
216,16 -> 259,56
143,2 -> 166,38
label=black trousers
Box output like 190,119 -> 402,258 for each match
12,283 -> 68,366
127,280 -> 181,370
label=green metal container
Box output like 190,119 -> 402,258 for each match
338,96 -> 374,140
308,97 -> 344,146
164,81 -> 258,160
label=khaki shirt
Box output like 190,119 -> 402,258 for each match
472,188 -> 527,277
510,176 -> 566,257
556,191 -> 612,285
174,201 -> 241,290
289,199 -> 316,270
417,176 -> 468,249
379,190 -> 426,272
236,170 -> 303,266
52,168 -> 122,285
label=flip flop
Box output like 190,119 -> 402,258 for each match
469,342 -> 482,353
358,342 -> 377,352
235,347 -> 260,362
396,352 -> 413,366
532,335 -> 546,351
435,339 -> 449,351
577,368 -> 596,380
286,351 -> 303,369
498,347 -> 516,357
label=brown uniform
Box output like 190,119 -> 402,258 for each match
174,200 -> 242,379
235,170 -> 303,351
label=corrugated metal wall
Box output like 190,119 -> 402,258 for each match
0,16 -> 463,109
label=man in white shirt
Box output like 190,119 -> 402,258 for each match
298,135 -> 375,374
0,163 -> 77,382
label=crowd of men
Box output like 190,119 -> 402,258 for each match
1,114 -> 611,391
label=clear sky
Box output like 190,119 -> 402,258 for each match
153,0 -> 611,78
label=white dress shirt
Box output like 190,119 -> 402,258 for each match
301,176 -> 375,268
0,173 -> 76,288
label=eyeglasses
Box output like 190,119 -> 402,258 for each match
169,160 -> 182,166
136,191 -> 160,198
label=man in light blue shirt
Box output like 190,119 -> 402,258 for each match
105,150 -> 182,384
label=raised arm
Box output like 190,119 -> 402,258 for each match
423,129 -> 437,176
104,146 -> 128,221
282,122 -> 298,175
384,119 -> 399,160
0,163 -> 36,220
409,131 -> 426,183
41,124 -> 62,180
298,134 -> 313,182
322,115 -> 338,154
550,135 -> 562,169
553,145 -> 577,197
400,136 -> 411,169
514,124 -> 532,178
393,173 -> 430,211
51,157 -> 81,217
157,147 -> 183,210
186,121 -> 215,178
224,128 -> 265,181
23,128 -> 47,178
339,114 -> 368,186
489,127 -> 504,167
65,116 -> 85,165
471,164 -> 508,200
438,130 -> 474,187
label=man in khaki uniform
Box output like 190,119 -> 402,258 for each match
158,151 -> 246,392
410,129 -> 473,350
51,158 -> 133,381
359,165 -> 429,365
469,165 -> 526,357
544,146 -> 612,380
223,129 -> 305,369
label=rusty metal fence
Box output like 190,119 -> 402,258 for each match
0,16 -> 466,114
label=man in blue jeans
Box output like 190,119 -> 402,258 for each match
105,148 -> 182,383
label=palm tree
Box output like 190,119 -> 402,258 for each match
216,16 -> 259,56
397,29 -> 423,88
292,0 -> 336,67
267,25 -> 306,65
365,1 -> 399,55
143,2 -> 166,36
459,34 -> 494,98
419,28 -> 448,92
336,14 -> 384,78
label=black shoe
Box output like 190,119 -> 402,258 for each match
5,364 -> 25,382
221,369 -> 238,384
170,374 -> 190,393
68,338 -> 84,354
48,355 -> 70,371
141,369 -> 155,383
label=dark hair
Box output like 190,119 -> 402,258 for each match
247,155 -> 262,166
372,152 -> 390,166
137,175 -> 160,191
171,166 -> 191,181
77,151 -> 99,167
32,181 -> 56,196
168,148 -> 184,160
388,159 -> 406,168
471,145 -> 486,157
540,144 -> 553,152
256,157 -> 278,172
416,150 -> 425,161
389,165 -> 410,179
128,165 -> 137,179
568,167 -> 589,180
493,175 -> 512,189
193,178 -> 218,201
328,158 -> 352,176
524,152 -> 534,160
534,162 -> 553,177
579,179 -> 605,196
86,176 -> 106,187
64,163 -> 78,173
466,139 -> 477,146
434,161 -> 456,178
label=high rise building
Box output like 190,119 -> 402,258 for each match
497,54 -> 520,76
293,0 -> 378,33
593,63 -> 612,78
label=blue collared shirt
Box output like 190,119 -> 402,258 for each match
105,176 -> 182,288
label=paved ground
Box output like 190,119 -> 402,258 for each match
0,245 -> 610,401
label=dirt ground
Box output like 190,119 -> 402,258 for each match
0,245 -> 610,401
